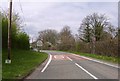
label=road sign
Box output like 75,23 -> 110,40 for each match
37,40 -> 43,46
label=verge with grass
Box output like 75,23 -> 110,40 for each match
70,51 -> 119,63
2,49 -> 48,79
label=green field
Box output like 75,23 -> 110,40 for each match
2,49 -> 48,79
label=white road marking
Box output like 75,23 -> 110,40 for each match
72,54 -> 119,69
75,63 -> 98,79
67,57 -> 73,61
62,56 -> 64,58
41,54 -> 52,72
54,55 -> 56,59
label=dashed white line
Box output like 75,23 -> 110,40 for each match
75,63 -> 98,79
67,57 -> 73,61
72,54 -> 119,69
41,54 -> 52,72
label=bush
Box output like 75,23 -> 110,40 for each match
95,39 -> 118,57
76,39 -> 118,57
1,11 -> 30,50
17,32 -> 30,50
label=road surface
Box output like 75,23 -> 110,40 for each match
26,51 -> 119,79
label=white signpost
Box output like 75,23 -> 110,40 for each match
37,41 -> 43,47
37,40 -> 43,52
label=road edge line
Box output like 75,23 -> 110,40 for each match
41,54 -> 52,72
72,54 -> 119,68
75,63 -> 98,79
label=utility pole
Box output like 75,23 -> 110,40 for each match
5,0 -> 12,64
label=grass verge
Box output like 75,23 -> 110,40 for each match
70,51 -> 120,64
2,49 -> 48,79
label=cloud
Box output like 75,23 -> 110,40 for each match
1,1 -> 118,40
1,0 -> 119,2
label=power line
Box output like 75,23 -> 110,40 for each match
18,0 -> 26,28
18,0 -> 31,41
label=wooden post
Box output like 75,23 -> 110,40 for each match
6,0 -> 12,64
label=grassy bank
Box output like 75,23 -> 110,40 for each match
2,49 -> 48,79
70,51 -> 119,63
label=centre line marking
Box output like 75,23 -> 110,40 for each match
41,54 -> 52,72
75,63 -> 98,79
67,57 -> 73,61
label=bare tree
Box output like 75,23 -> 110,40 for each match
58,26 -> 75,51
37,29 -> 58,50
79,13 -> 112,42
78,13 -> 116,54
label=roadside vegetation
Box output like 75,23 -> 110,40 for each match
32,13 -> 119,63
1,11 -> 48,79
2,49 -> 48,79
1,12 -> 29,50
69,51 -> 120,63
1,8 -> 119,79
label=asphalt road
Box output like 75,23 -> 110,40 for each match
26,50 -> 119,79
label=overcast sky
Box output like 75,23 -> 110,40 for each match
1,0 -> 119,42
